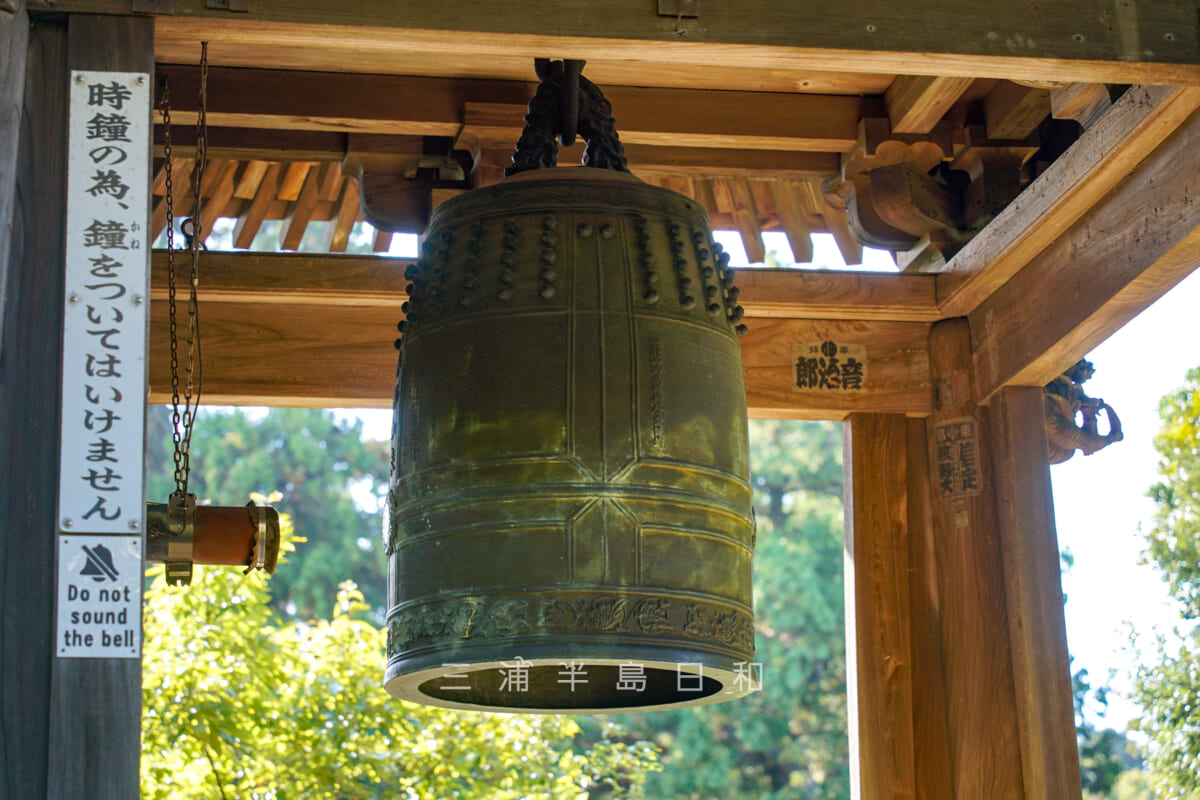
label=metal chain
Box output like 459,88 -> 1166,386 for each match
160,42 -> 209,500
178,41 -> 209,498
160,76 -> 186,496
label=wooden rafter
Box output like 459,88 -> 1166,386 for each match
149,152 -> 855,258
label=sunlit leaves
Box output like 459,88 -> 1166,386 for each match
1132,366 -> 1200,799
141,521 -> 660,799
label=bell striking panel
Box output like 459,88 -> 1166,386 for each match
386,167 -> 755,713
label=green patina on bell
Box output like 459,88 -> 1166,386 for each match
385,60 -> 754,713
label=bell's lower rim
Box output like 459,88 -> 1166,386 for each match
385,655 -> 758,714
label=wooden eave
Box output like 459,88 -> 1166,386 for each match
28,0 -> 1196,418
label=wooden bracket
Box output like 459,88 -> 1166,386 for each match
951,124 -> 1040,229
342,134 -> 471,233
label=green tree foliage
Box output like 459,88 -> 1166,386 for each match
607,419 -> 849,799
147,406 -> 390,619
1145,367 -> 1200,618
142,517 -> 661,800
1130,366 -> 1200,799
1073,666 -> 1148,799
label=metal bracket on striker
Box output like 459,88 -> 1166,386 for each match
245,500 -> 280,575
164,492 -> 196,586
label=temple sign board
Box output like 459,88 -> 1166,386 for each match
56,535 -> 142,658
58,71 -> 150,535
54,70 -> 150,660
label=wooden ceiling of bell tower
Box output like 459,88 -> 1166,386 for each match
150,155 -> 857,264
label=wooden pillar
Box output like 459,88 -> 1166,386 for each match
904,417 -> 955,800
0,13 -> 152,799
0,0 -> 28,352
846,322 -> 1082,800
988,386 -> 1083,800
844,413 -> 916,800
1,16 -> 67,797
925,318 -> 1025,800
844,414 -> 953,800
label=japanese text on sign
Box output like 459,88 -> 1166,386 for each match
58,72 -> 150,534
792,340 -> 867,392
933,417 -> 982,499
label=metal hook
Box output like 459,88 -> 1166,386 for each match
180,218 -> 207,251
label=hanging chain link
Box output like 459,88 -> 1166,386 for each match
160,42 -> 209,500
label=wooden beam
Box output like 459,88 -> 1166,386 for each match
155,125 -> 347,162
145,253 -> 933,415
150,250 -> 407,305
145,306 -> 932,417
984,81 -> 1051,140
988,386 -> 1083,800
843,412 -> 917,800
734,268 -> 939,321
161,66 -> 868,153
741,318 -> 931,418
29,0 -> 1200,85
970,106 -> 1200,400
469,143 -> 839,183
938,84 -> 1200,316
626,145 -> 838,181
1050,83 -> 1112,129
886,75 -> 973,134
149,250 -> 941,320
925,319 -> 1024,800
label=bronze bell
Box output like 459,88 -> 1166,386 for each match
385,60 -> 755,713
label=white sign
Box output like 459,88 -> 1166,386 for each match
57,535 -> 142,658
58,71 -> 151,534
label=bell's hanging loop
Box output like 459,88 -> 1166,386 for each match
506,59 -> 630,176
388,60 -> 753,713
